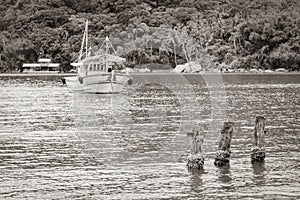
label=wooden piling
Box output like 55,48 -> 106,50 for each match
214,122 -> 233,167
251,116 -> 266,162
187,130 -> 204,169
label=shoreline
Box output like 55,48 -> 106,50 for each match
1,72 -> 300,77
0,73 -> 77,77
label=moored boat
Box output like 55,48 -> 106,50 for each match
80,48 -> 131,93
63,20 -> 132,93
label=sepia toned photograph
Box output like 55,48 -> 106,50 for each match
0,0 -> 299,199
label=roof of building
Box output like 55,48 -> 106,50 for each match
22,63 -> 60,68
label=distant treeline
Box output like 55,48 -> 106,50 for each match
0,0 -> 299,72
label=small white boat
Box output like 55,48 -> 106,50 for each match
64,76 -> 84,91
63,20 -> 132,93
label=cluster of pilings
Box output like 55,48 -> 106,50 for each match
187,116 -> 266,169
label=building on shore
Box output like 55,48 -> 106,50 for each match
22,58 -> 60,73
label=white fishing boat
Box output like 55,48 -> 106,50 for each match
63,20 -> 132,93
81,52 -> 132,93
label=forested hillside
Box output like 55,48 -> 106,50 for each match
0,0 -> 299,72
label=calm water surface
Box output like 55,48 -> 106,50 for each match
0,74 -> 299,199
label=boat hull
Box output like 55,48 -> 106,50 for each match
64,76 -> 84,91
84,82 -> 125,94
83,72 -> 131,94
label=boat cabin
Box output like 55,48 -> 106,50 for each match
78,54 -> 125,75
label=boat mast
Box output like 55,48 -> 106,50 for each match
77,20 -> 89,61
85,20 -> 88,58
105,36 -> 109,70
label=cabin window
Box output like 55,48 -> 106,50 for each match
89,64 -> 92,71
107,68 -> 112,72
100,64 -> 104,71
93,64 -> 96,71
97,64 -> 100,70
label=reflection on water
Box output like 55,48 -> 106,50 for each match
188,168 -> 204,194
252,161 -> 267,176
217,164 -> 232,183
251,161 -> 267,188
0,74 -> 299,199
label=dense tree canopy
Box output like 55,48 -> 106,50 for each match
0,0 -> 299,72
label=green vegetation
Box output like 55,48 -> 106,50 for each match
0,0 -> 299,72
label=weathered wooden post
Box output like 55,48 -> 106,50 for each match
251,116 -> 266,162
214,122 -> 233,166
187,130 -> 204,169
